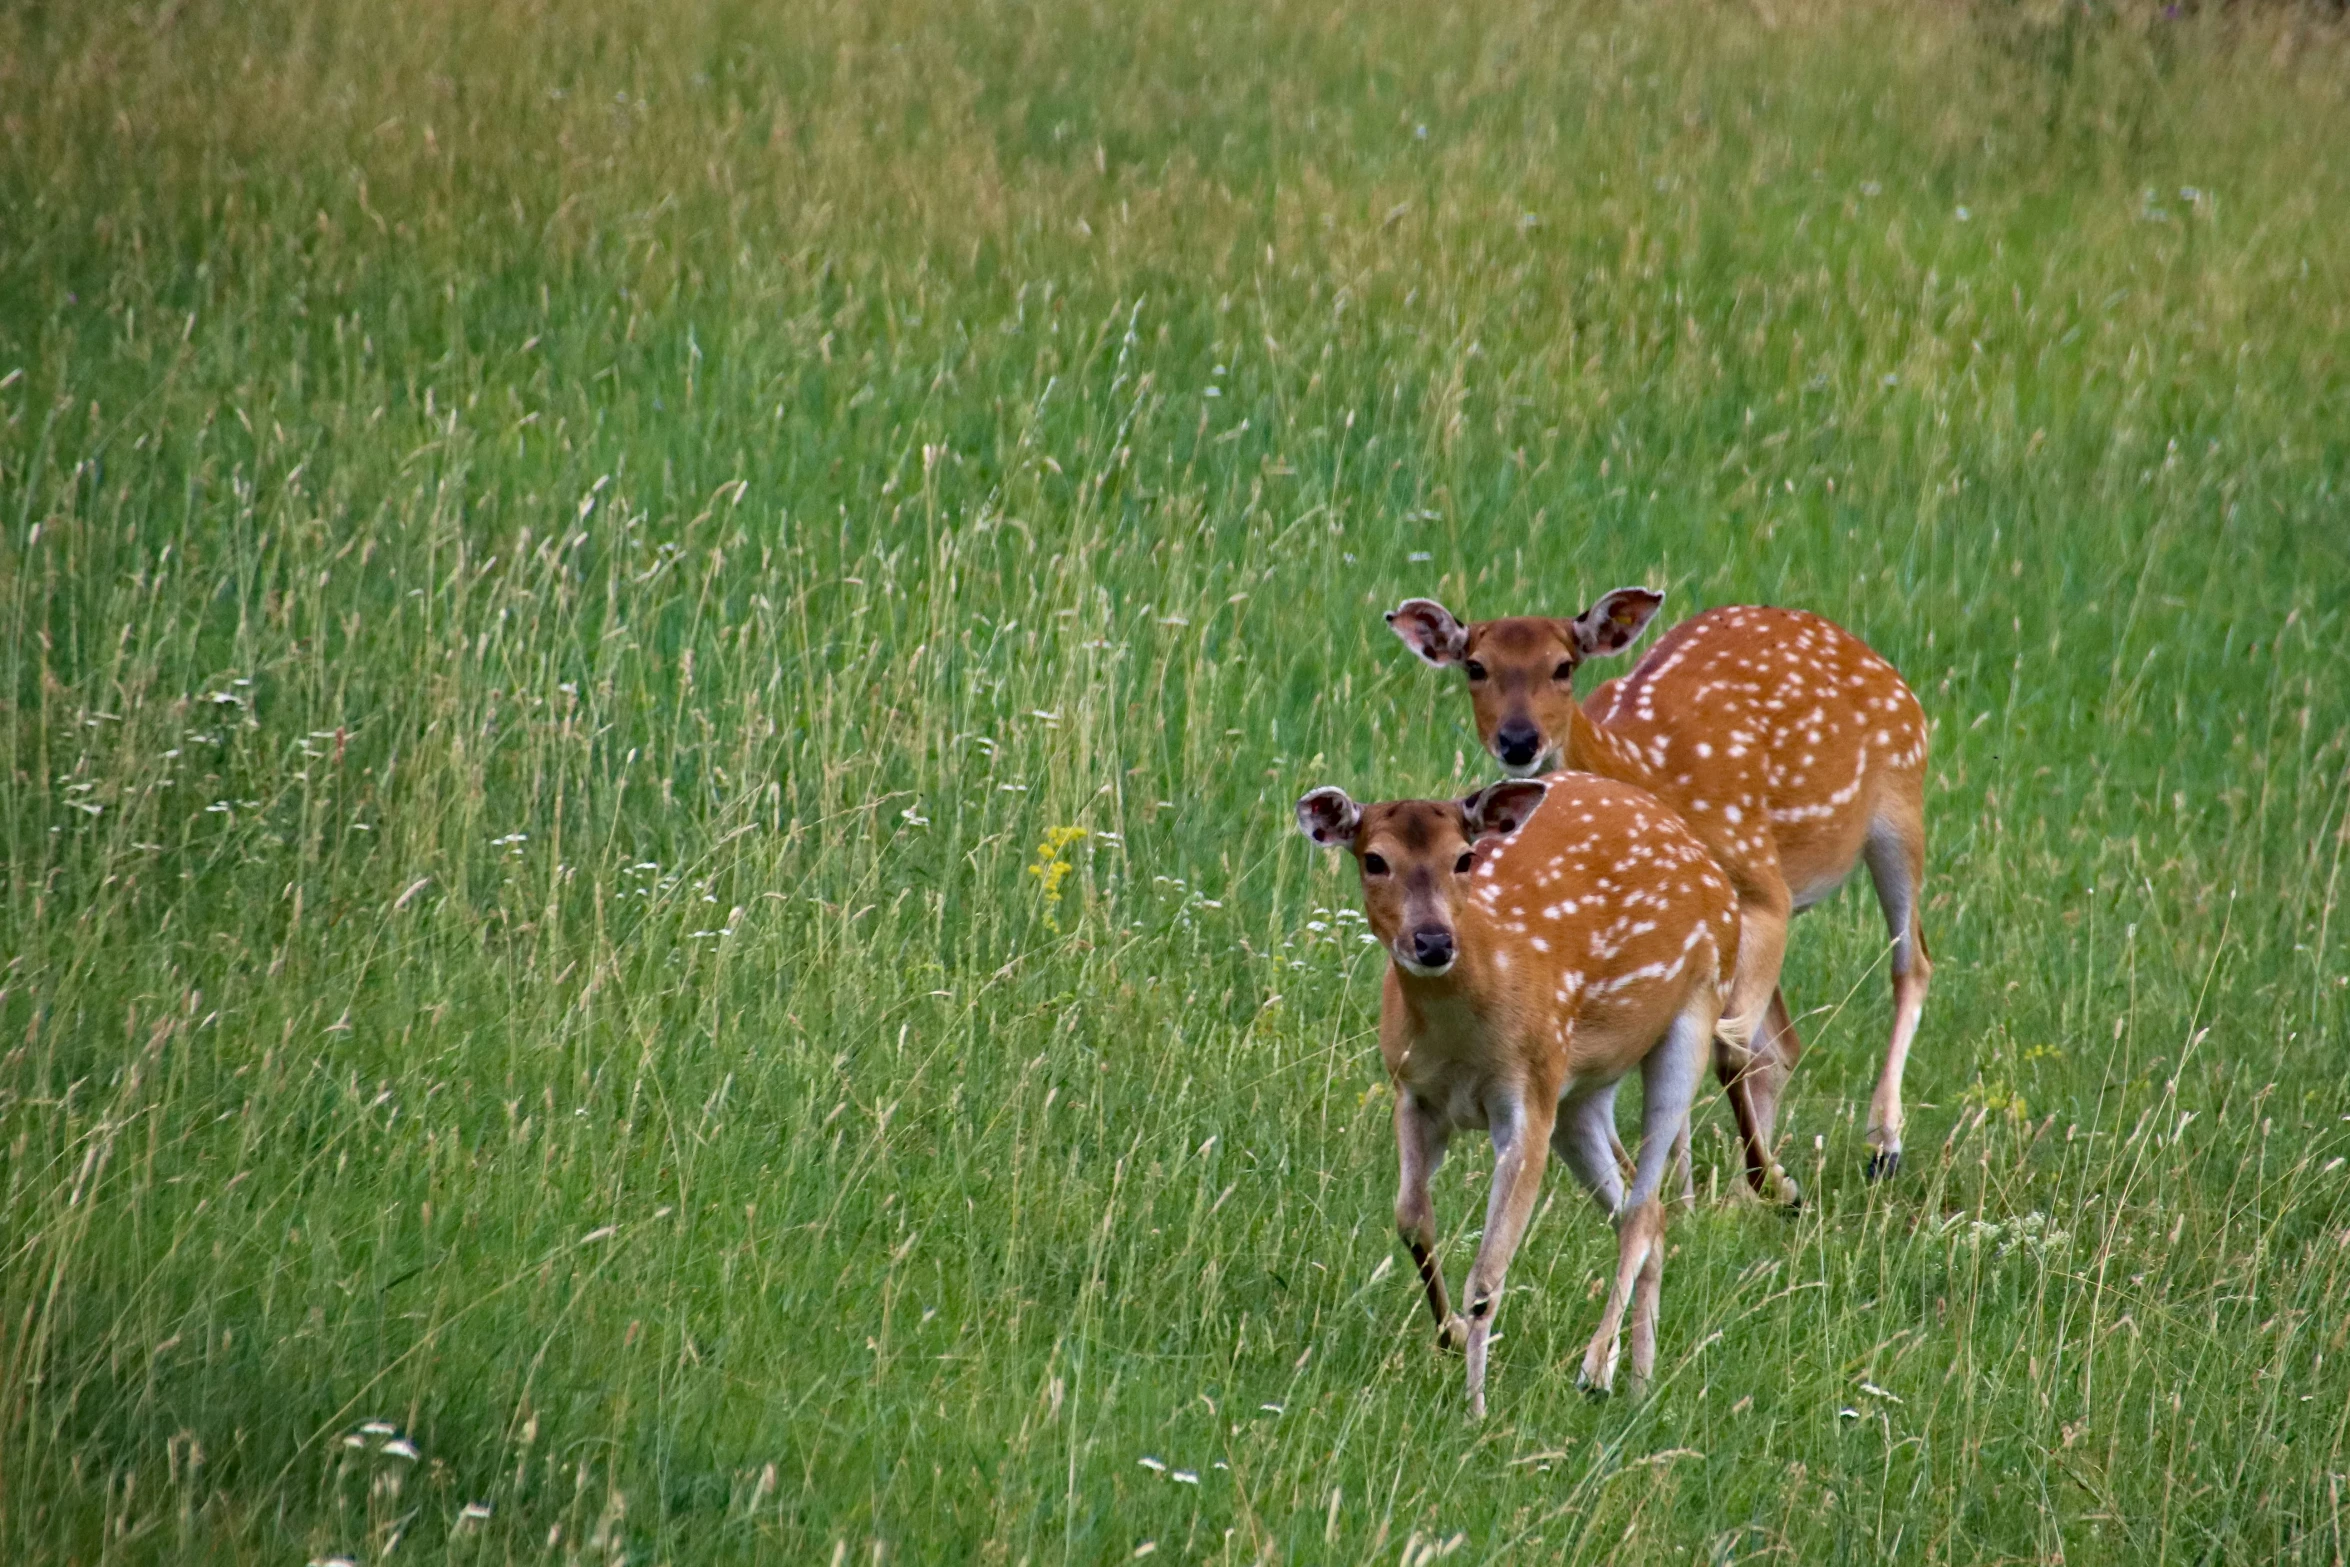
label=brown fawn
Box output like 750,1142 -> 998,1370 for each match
1387,591 -> 1931,1203
1297,773 -> 1740,1416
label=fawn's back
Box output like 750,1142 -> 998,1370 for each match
1381,773 -> 1739,1104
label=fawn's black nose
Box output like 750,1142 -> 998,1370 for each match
1494,721 -> 1543,770
1410,925 -> 1456,970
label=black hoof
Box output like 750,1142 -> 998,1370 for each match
1864,1150 -> 1902,1183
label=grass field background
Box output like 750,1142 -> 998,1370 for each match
5,0 -> 2350,1560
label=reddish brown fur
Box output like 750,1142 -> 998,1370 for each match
1299,774 -> 1739,1415
1390,595 -> 1933,1198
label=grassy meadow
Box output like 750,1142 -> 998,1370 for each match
6,0 -> 2350,1559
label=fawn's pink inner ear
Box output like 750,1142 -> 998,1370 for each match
1472,781 -> 1546,840
1389,600 -> 1466,663
1300,790 -> 1360,846
1575,588 -> 1663,656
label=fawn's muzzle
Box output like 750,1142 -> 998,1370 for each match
1493,720 -> 1544,772
1409,925 -> 1457,971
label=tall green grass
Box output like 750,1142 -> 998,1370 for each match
4,0 -> 2348,1559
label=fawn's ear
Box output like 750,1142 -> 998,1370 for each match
1462,779 -> 1548,841
1296,787 -> 1363,849
1569,587 -> 1665,659
1385,599 -> 1469,667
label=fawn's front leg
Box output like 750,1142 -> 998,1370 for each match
1393,1090 -> 1465,1350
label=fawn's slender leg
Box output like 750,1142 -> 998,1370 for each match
1607,1128 -> 1640,1186
1720,882 -> 1800,1207
1393,1090 -> 1464,1348
1555,1088 -> 1630,1389
1584,999 -> 1707,1394
1462,1085 -> 1558,1420
1740,986 -> 1804,1164
1668,1118 -> 1695,1210
1606,1112 -> 1686,1208
1626,1227 -> 1666,1391
1553,1085 -> 1626,1215
1863,798 -> 1932,1181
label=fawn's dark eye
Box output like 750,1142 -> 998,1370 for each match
1464,660 -> 1488,682
1363,853 -> 1390,877
1552,660 -> 1575,681
1454,852 -> 1475,875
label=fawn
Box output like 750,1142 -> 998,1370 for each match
1387,591 -> 1930,1202
1297,772 -> 1740,1416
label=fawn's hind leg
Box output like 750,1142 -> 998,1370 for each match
1582,999 -> 1705,1395
1862,795 -> 1932,1181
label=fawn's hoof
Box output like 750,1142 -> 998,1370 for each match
1864,1149 -> 1902,1182
1768,1171 -> 1804,1215
1748,1166 -> 1802,1212
1575,1340 -> 1620,1400
1436,1315 -> 1471,1354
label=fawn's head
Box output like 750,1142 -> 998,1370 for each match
1386,588 -> 1665,776
1295,780 -> 1549,976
